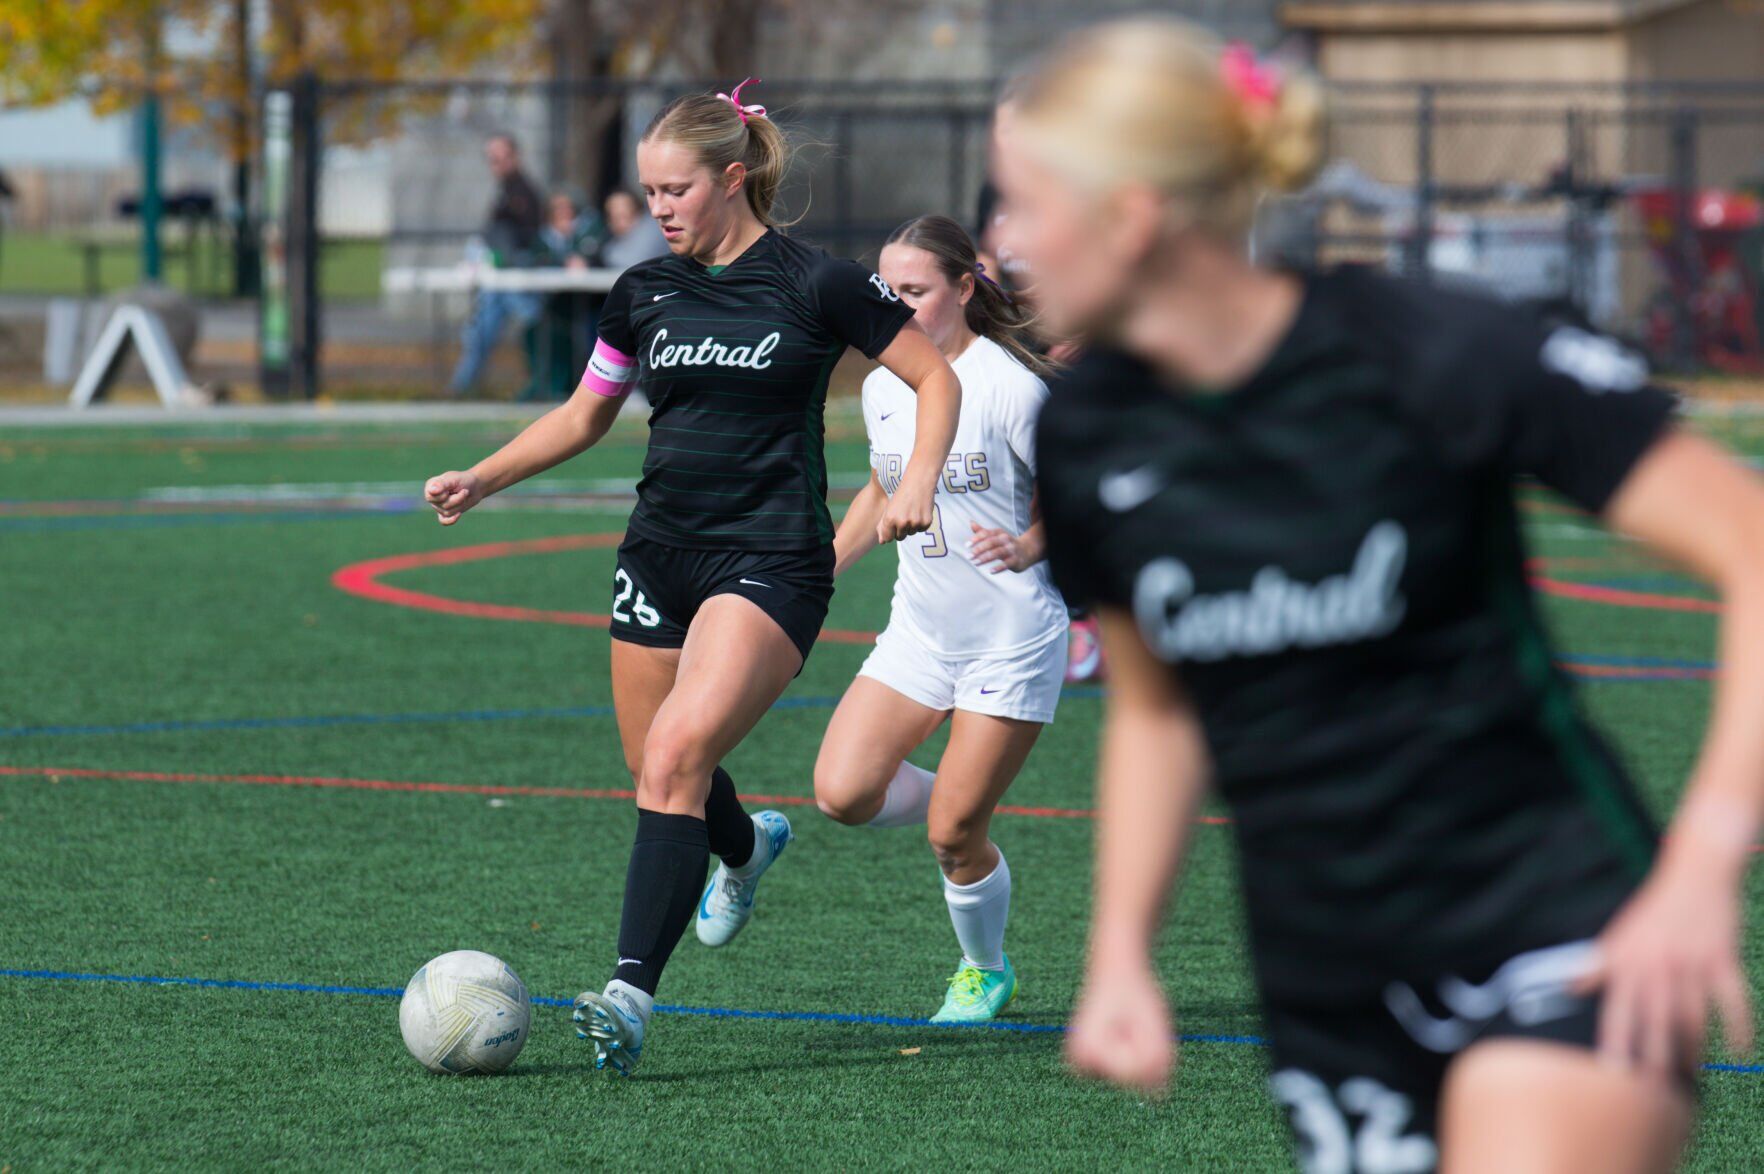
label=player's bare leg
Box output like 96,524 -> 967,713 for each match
813,676 -> 949,825
610,638 -> 681,785
658,595 -> 805,947
577,595 -> 806,1073
920,710 -> 1042,1024
1439,1040 -> 1691,1172
927,710 -> 1040,884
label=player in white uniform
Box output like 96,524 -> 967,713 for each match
814,215 -> 1066,1024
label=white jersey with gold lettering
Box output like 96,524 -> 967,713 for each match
861,335 -> 1067,659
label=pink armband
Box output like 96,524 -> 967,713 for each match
581,338 -> 636,397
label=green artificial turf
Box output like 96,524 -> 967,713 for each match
1,412 -> 1761,1170
0,232 -> 383,300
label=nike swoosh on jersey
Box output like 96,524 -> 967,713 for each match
979,687 -> 1000,695
652,291 -> 681,301
738,578 -> 771,588
1098,465 -> 1165,512
879,411 -> 895,420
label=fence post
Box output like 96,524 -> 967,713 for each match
1563,106 -> 1587,322
949,110 -> 965,226
1669,105 -> 1699,372
286,70 -> 322,399
835,109 -> 854,256
1408,84 -> 1435,283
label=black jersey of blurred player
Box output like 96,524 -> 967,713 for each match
1036,266 -> 1677,1003
597,229 -> 914,551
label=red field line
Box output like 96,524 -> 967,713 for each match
336,537 -> 1727,640
331,534 -> 881,644
1530,577 -> 1721,615
9,766 -> 1748,849
0,764 -> 1240,825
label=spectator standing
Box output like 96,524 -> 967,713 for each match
449,132 -> 547,396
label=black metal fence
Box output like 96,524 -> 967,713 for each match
269,78 -> 1764,395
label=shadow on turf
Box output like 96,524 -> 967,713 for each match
510,1027 -> 1061,1081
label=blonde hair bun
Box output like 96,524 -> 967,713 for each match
1245,70 -> 1326,194
1013,17 -> 1328,237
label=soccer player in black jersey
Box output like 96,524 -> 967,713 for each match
423,80 -> 960,1075
995,20 -> 1764,1172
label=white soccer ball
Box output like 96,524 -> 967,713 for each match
399,950 -> 531,1075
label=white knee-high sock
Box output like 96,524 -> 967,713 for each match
943,848 -> 1010,971
866,760 -> 935,828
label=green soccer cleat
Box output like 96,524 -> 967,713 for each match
929,956 -> 1018,1025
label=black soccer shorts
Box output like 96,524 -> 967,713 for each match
1260,938 -> 1660,1174
608,531 -> 835,663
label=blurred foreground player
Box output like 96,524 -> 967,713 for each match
998,19 -> 1764,1172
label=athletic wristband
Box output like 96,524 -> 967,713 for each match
581,338 -> 636,397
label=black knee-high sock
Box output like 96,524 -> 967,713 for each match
705,766 -> 754,869
612,810 -> 708,996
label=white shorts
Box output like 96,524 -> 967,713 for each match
857,622 -> 1066,724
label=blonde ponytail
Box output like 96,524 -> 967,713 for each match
643,82 -> 798,227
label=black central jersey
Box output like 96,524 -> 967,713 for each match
1037,267 -> 1678,1002
596,230 -> 914,551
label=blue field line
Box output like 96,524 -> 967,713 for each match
0,966 -> 1058,1039
1584,577 -> 1713,595
2,966 -> 1759,1072
0,653 -> 1696,739
0,687 -> 1107,740
0,508 -> 406,533
1562,654 -> 1716,668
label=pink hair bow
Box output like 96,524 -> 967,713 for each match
1221,44 -> 1280,111
717,78 -> 767,125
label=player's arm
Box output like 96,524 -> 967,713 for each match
1578,429 -> 1764,1069
968,490 -> 1046,573
427,274 -> 640,526
1066,605 -> 1210,1096
423,378 -> 627,526
834,472 -> 888,577
872,320 -> 961,544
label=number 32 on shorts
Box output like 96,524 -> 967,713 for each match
612,567 -> 662,628
1270,1070 -> 1436,1174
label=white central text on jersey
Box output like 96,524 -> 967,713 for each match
1133,521 -> 1409,662
648,329 -> 780,371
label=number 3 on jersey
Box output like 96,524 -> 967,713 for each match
612,567 -> 662,627
921,504 -> 948,558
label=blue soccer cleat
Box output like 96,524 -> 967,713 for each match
572,986 -> 647,1076
695,810 -> 793,948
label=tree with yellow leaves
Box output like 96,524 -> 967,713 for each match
0,0 -> 545,292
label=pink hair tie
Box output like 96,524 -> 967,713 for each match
1221,44 -> 1280,112
717,78 -> 767,125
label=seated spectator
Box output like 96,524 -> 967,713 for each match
597,189 -> 668,270
540,190 -> 605,270
526,189 -> 605,402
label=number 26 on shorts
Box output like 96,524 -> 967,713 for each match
612,567 -> 662,628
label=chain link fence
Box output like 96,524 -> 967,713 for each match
232,77 -> 1764,394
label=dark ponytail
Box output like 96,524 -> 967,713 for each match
883,214 -> 1058,380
